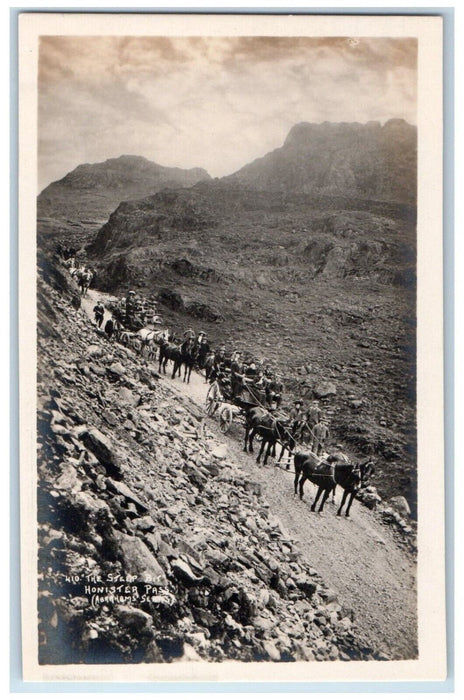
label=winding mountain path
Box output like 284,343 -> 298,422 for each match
81,290 -> 418,660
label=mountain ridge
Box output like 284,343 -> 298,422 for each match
37,155 -> 211,234
227,119 -> 416,204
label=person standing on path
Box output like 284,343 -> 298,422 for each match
289,400 -> 304,439
197,336 -> 210,370
230,351 -> 245,398
312,418 -> 330,456
307,400 -> 322,428
93,301 -> 105,328
104,316 -> 115,340
299,399 -> 322,444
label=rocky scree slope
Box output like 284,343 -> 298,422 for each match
227,120 -> 416,205
37,263 -> 383,664
85,181 -> 417,516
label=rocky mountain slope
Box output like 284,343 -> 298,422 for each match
84,180 -> 417,516
38,261 -> 394,664
36,120 -> 418,518
37,155 -> 210,244
227,120 -> 416,205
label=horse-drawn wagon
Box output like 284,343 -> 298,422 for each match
205,374 -> 267,434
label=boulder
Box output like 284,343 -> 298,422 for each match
157,288 -> 185,312
243,481 -> 262,497
144,640 -> 164,663
175,539 -> 205,567
143,531 -> 161,554
115,605 -> 152,631
72,491 -> 111,517
203,463 -> 220,477
388,496 -> 411,517
171,558 -> 204,585
314,381 -> 337,398
118,386 -> 141,407
86,345 -> 104,359
210,443 -> 227,460
118,533 -> 167,584
106,362 -> 126,382
295,576 -> 317,598
262,640 -> 281,661
185,301 -> 223,323
134,515 -> 156,532
103,410 -> 118,427
55,465 -> 81,492
320,588 -> 338,604
88,363 -> 106,377
254,616 -> 275,632
82,428 -> 123,479
181,643 -> 202,661
359,490 -> 381,510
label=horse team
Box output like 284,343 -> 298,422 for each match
242,404 -> 375,517
131,325 -> 376,518
158,334 -> 197,383
84,290 -> 375,519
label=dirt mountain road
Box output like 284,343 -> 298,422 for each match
82,290 -> 417,660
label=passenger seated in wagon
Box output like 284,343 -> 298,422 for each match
215,367 -> 232,400
230,351 -> 245,398
214,346 -> 227,373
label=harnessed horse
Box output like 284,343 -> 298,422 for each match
137,327 -> 169,359
71,267 -> 93,296
158,337 -> 182,378
294,453 -> 375,517
178,337 -> 197,383
244,406 -> 296,466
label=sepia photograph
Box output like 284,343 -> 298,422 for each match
18,12 -> 445,683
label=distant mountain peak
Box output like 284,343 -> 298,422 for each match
38,155 -> 211,225
230,119 -> 416,204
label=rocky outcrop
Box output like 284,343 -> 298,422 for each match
87,188 -> 218,257
184,300 -> 223,323
157,288 -> 185,312
37,268 -> 385,665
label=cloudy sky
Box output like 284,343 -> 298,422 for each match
38,36 -> 417,191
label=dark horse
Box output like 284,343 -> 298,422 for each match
244,406 -> 295,466
294,452 -> 375,517
178,337 -> 197,383
158,338 -> 181,379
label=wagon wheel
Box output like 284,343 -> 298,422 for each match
205,385 -> 218,417
219,406 -> 233,434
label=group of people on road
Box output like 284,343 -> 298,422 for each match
92,301 -> 122,341
206,347 -> 282,407
56,245 -> 96,297
112,290 -> 161,331
204,344 -> 332,455
92,290 -> 160,341
57,239 -> 336,458
89,288 -> 333,456
55,242 -> 78,261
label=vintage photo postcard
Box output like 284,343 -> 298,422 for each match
18,12 -> 446,683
